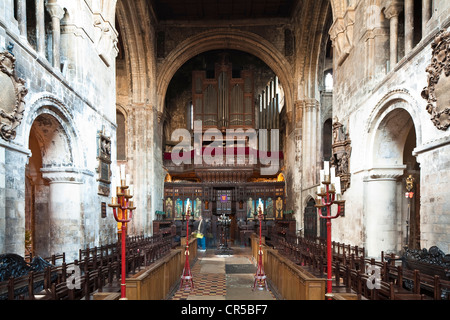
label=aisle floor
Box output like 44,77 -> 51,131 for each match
168,246 -> 277,300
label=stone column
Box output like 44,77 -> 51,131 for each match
309,99 -> 319,184
405,0 -> 415,54
0,145 -> 30,256
41,168 -> 83,262
16,0 -> 27,38
46,1 -> 65,70
364,167 -> 405,258
422,0 -> 432,37
304,100 -> 312,182
385,3 -> 403,68
35,0 -> 46,56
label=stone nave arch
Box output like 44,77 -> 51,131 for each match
23,95 -> 87,261
364,92 -> 423,257
156,29 -> 295,118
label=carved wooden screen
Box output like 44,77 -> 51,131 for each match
216,189 -> 232,215
192,62 -> 254,130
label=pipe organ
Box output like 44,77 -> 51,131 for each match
192,56 -> 254,130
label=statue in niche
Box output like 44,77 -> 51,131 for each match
97,131 -> 112,196
331,119 -> 351,193
422,30 -> 450,131
0,50 -> 28,141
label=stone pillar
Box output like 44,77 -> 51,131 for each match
17,0 -> 27,38
304,100 -> 312,182
0,144 -> 30,256
422,0 -> 432,37
46,1 -> 65,70
405,0 -> 414,54
385,3 -> 403,68
303,99 -> 319,185
365,168 -> 405,258
35,0 -> 46,56
41,168 -> 83,262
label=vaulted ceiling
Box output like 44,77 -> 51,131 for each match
150,0 -> 300,20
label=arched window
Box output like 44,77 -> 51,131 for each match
324,71 -> 333,92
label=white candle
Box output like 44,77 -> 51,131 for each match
120,164 -> 126,180
320,170 -> 324,183
116,173 -> 121,187
129,184 -> 133,196
335,177 -> 342,195
324,161 -> 330,175
330,167 -> 336,182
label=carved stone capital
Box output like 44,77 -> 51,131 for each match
0,51 -> 28,141
367,166 -> 406,181
45,1 -> 64,20
41,167 -> 86,184
384,1 -> 403,20
93,13 -> 119,67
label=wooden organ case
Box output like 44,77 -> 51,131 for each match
192,55 -> 255,130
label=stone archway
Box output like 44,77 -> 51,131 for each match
156,29 -> 294,117
24,101 -> 85,261
365,100 -> 421,257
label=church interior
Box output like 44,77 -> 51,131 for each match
0,0 -> 450,303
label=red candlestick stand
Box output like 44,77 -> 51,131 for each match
253,206 -> 268,291
315,165 -> 344,300
180,206 -> 194,290
109,182 -> 135,300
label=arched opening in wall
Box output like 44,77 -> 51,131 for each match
25,113 -> 73,258
116,109 -> 126,161
324,70 -> 333,92
26,0 -> 37,50
397,9 -> 406,61
304,198 -> 317,239
403,125 -> 420,249
162,49 -> 286,244
413,0 -> 423,47
163,49 -> 284,154
25,128 -> 44,258
13,0 -> 19,21
323,118 -> 333,162
367,107 -> 420,255
43,7 -> 52,63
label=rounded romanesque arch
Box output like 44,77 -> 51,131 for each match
366,89 -> 423,155
22,93 -> 85,169
329,0 -> 347,19
23,94 -> 88,260
364,90 -> 422,256
156,29 -> 294,117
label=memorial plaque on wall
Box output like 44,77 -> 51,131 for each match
97,131 -> 112,196
101,202 -> 107,218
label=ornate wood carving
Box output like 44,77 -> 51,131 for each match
192,54 -> 254,130
96,131 -> 112,196
331,119 -> 351,193
422,31 -> 450,130
0,50 -> 28,141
